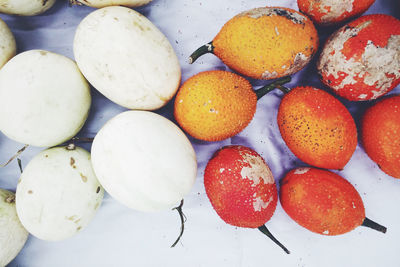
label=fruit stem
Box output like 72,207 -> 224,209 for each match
258,225 -> 290,254
255,76 -> 292,100
171,199 -> 186,248
362,217 -> 387,234
0,144 -> 29,168
17,158 -> 23,173
189,42 -> 214,64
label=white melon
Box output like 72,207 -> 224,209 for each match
91,111 -> 197,212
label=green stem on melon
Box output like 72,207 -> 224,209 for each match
70,137 -> 95,143
255,76 -> 292,100
189,42 -> 214,64
0,144 -> 29,168
362,217 -> 387,234
171,199 -> 186,248
258,225 -> 290,254
17,158 -> 23,173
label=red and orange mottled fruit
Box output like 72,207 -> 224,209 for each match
318,14 -> 400,101
298,0 -> 375,26
190,7 -> 318,80
204,145 -> 277,228
280,167 -> 386,235
362,95 -> 400,178
204,145 -> 290,253
174,70 -> 257,142
277,86 -> 357,170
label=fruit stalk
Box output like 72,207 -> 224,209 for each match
171,199 -> 186,248
0,144 -> 29,167
255,76 -> 292,100
258,225 -> 290,254
361,217 -> 387,234
189,42 -> 214,64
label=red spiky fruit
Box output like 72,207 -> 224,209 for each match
280,167 -> 386,235
362,95 -> 400,178
318,14 -> 400,101
277,86 -> 357,170
204,145 -> 277,228
298,0 -> 375,26
204,145 -> 290,253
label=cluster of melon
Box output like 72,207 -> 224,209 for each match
0,0 -> 399,264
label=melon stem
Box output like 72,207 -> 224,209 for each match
189,42 -> 214,64
362,217 -> 387,233
255,76 -> 292,100
17,158 -> 23,173
171,199 -> 186,248
0,144 -> 29,168
258,225 -> 290,254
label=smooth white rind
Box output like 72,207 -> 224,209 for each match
75,0 -> 152,8
0,18 -> 15,69
16,147 -> 104,241
74,6 -> 181,110
91,111 -> 197,212
0,50 -> 91,147
0,189 -> 29,267
0,0 -> 56,16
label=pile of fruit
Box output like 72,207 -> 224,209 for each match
0,0 -> 399,265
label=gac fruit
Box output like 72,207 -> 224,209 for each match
277,86 -> 357,170
318,14 -> 400,101
362,95 -> 400,178
298,0 -> 375,26
174,70 -> 290,141
280,167 -> 386,235
205,145 -> 289,253
189,7 -> 318,80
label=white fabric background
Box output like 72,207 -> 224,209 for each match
0,0 -> 399,266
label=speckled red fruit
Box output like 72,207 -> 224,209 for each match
277,86 -> 357,170
318,14 -> 400,101
204,145 -> 277,228
280,167 -> 365,235
298,0 -> 375,26
362,95 -> 400,178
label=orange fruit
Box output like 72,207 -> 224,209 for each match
298,0 -> 375,26
318,14 -> 400,101
189,7 -> 319,80
280,167 -> 386,235
277,86 -> 357,170
362,95 -> 400,178
174,70 -> 257,141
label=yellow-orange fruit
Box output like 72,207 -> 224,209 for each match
174,70 -> 257,141
277,86 -> 357,169
280,168 -> 366,235
298,0 -> 375,26
191,7 -> 319,80
362,95 -> 400,178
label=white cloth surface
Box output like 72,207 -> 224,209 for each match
0,0 -> 399,266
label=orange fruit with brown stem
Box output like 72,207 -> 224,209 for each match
174,70 -> 290,142
280,167 -> 386,236
297,0 -> 375,26
318,14 -> 400,101
277,86 -> 357,170
189,6 -> 318,80
362,95 -> 400,178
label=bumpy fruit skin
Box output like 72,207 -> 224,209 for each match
318,14 -> 400,101
213,7 -> 318,80
362,95 -> 400,178
204,146 -> 277,228
174,70 -> 257,141
277,86 -> 357,170
280,167 -> 365,235
298,0 -> 375,26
